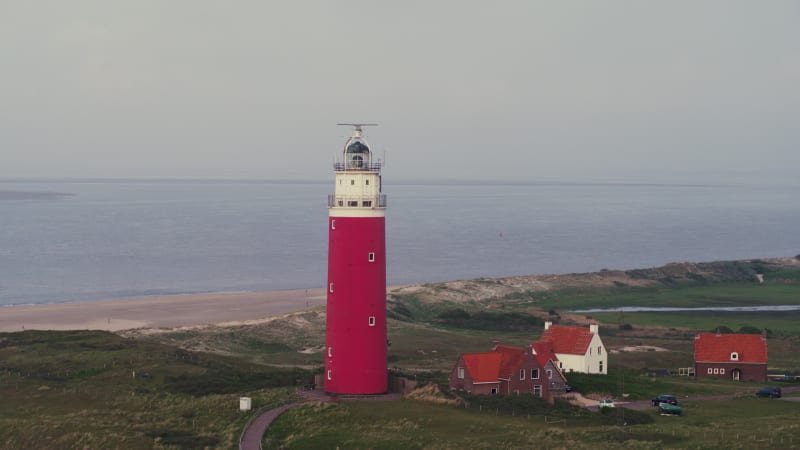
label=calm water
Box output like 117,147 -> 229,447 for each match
1,179 -> 799,306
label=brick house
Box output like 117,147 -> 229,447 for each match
538,322 -> 607,374
449,344 -> 552,402
530,341 -> 568,393
694,332 -> 767,382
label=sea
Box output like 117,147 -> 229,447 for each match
1,179 -> 799,307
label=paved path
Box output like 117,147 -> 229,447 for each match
583,385 -> 800,411
240,402 -> 301,450
239,391 -> 403,450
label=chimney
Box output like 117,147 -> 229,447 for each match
590,324 -> 599,335
544,321 -> 552,330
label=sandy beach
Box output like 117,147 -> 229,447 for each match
0,288 -> 327,333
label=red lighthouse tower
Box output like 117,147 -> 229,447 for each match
324,123 -> 387,395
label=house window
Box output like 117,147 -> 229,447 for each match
327,370 -> 332,380
599,361 -> 604,373
589,348 -> 592,356
546,369 -> 553,379
708,368 -> 713,374
329,283 -> 334,293
598,346 -> 602,355
328,347 -> 333,357
519,369 -> 525,380
350,180 -> 355,185
368,252 -> 375,262
331,220 -> 336,230
365,180 -> 369,185
491,388 -> 497,395
368,316 -> 376,327
559,362 -> 563,369
458,367 -> 464,379
730,352 -> 738,360
534,385 -> 542,397
531,369 -> 539,379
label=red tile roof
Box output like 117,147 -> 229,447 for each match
530,341 -> 558,367
492,345 -> 527,377
461,345 -> 534,382
539,325 -> 594,355
462,352 -> 503,383
694,333 -> 767,364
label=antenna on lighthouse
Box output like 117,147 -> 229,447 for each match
337,123 -> 378,133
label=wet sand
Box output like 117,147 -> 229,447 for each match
0,288 -> 327,332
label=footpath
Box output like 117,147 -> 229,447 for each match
239,390 -> 402,450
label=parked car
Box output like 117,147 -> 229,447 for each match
658,402 -> 683,416
599,399 -> 615,409
755,386 -> 782,398
564,384 -> 573,393
775,375 -> 797,382
652,394 -> 678,407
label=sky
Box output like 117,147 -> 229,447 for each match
1,1 -> 799,184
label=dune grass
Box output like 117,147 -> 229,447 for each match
0,330 -> 302,449
264,396 -> 800,449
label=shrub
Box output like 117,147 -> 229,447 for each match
711,326 -> 734,334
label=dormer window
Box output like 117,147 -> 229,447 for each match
730,352 -> 739,361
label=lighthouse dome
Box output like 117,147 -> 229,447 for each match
346,140 -> 370,154
344,138 -> 371,169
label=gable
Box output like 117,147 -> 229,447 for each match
694,333 -> 767,364
539,325 -> 594,355
530,341 -> 559,367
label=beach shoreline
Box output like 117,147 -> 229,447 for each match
0,288 -> 328,333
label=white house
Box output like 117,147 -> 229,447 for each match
536,322 -> 607,375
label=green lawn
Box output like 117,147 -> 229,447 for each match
540,282 -> 800,311
589,310 -> 800,335
264,396 -> 800,449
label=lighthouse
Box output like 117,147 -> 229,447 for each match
324,123 -> 387,395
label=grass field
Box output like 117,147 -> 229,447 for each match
264,396 -> 800,449
534,282 -> 800,311
0,330 -> 302,449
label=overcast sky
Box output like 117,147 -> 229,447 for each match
1,1 -> 798,184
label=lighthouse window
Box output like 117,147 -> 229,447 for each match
368,252 -> 375,262
347,201 -> 358,207
362,201 -> 372,207
350,179 -> 355,185
329,283 -> 334,293
327,370 -> 332,380
368,316 -> 376,326
331,220 -> 336,230
328,347 -> 333,357
365,179 -> 369,185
